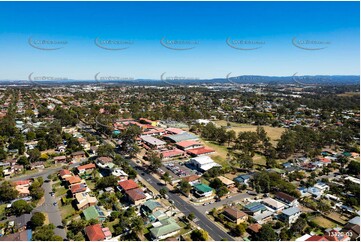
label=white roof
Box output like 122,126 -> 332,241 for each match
140,135 -> 166,146
191,156 -> 215,165
262,197 -> 286,209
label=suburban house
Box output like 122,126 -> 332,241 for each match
53,155 -> 67,164
182,175 -> 200,186
233,174 -> 252,186
96,157 -> 114,169
118,179 -> 139,191
188,156 -> 221,172
13,180 -> 31,197
77,163 -> 96,174
70,183 -> 88,197
261,198 -> 286,212
125,188 -> 147,205
217,176 -> 235,188
193,183 -> 213,197
0,230 -> 31,241
65,175 -> 82,187
83,205 -> 106,221
59,169 -> 72,180
279,207 -> 301,225
223,207 -> 248,224
244,202 -> 267,216
111,168 -> 128,181
341,223 -> 360,241
252,210 -> 274,225
275,192 -> 299,207
75,192 -> 98,210
84,224 -> 112,241
141,199 -> 163,215
71,151 -> 86,162
150,217 -> 181,240
247,223 -> 262,238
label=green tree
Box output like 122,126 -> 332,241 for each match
255,223 -> 277,241
191,229 -> 209,241
30,212 -> 45,228
11,200 -> 33,216
0,181 -> 19,202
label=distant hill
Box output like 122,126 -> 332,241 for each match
0,75 -> 359,86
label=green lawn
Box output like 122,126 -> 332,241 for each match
105,218 -> 119,233
0,204 -> 7,217
55,186 -> 68,197
60,204 -> 76,220
312,216 -> 336,229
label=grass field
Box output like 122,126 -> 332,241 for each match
213,120 -> 285,146
60,204 -> 76,220
312,216 -> 336,229
337,92 -> 359,97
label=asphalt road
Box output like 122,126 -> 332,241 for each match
33,174 -> 67,239
129,160 -> 235,241
5,165 -> 78,239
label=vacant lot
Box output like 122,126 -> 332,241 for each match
312,216 -> 336,229
214,120 -> 285,146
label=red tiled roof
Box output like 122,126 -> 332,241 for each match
125,188 -> 146,201
186,147 -> 215,156
13,180 -> 30,186
176,140 -> 202,148
306,235 -> 329,241
59,169 -> 71,177
71,183 -> 87,194
118,179 -> 139,191
160,149 -> 185,158
85,224 -> 105,241
66,175 -> 81,184
78,163 -> 96,171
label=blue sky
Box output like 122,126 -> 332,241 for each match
0,1 -> 359,80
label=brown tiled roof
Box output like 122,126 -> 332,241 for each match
223,207 -> 247,219
275,191 -> 296,203
126,188 -> 146,201
248,223 -> 262,233
182,174 -> 200,183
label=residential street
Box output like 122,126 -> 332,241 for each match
33,174 -> 67,239
129,159 -> 235,241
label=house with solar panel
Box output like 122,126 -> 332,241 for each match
243,202 -> 267,216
